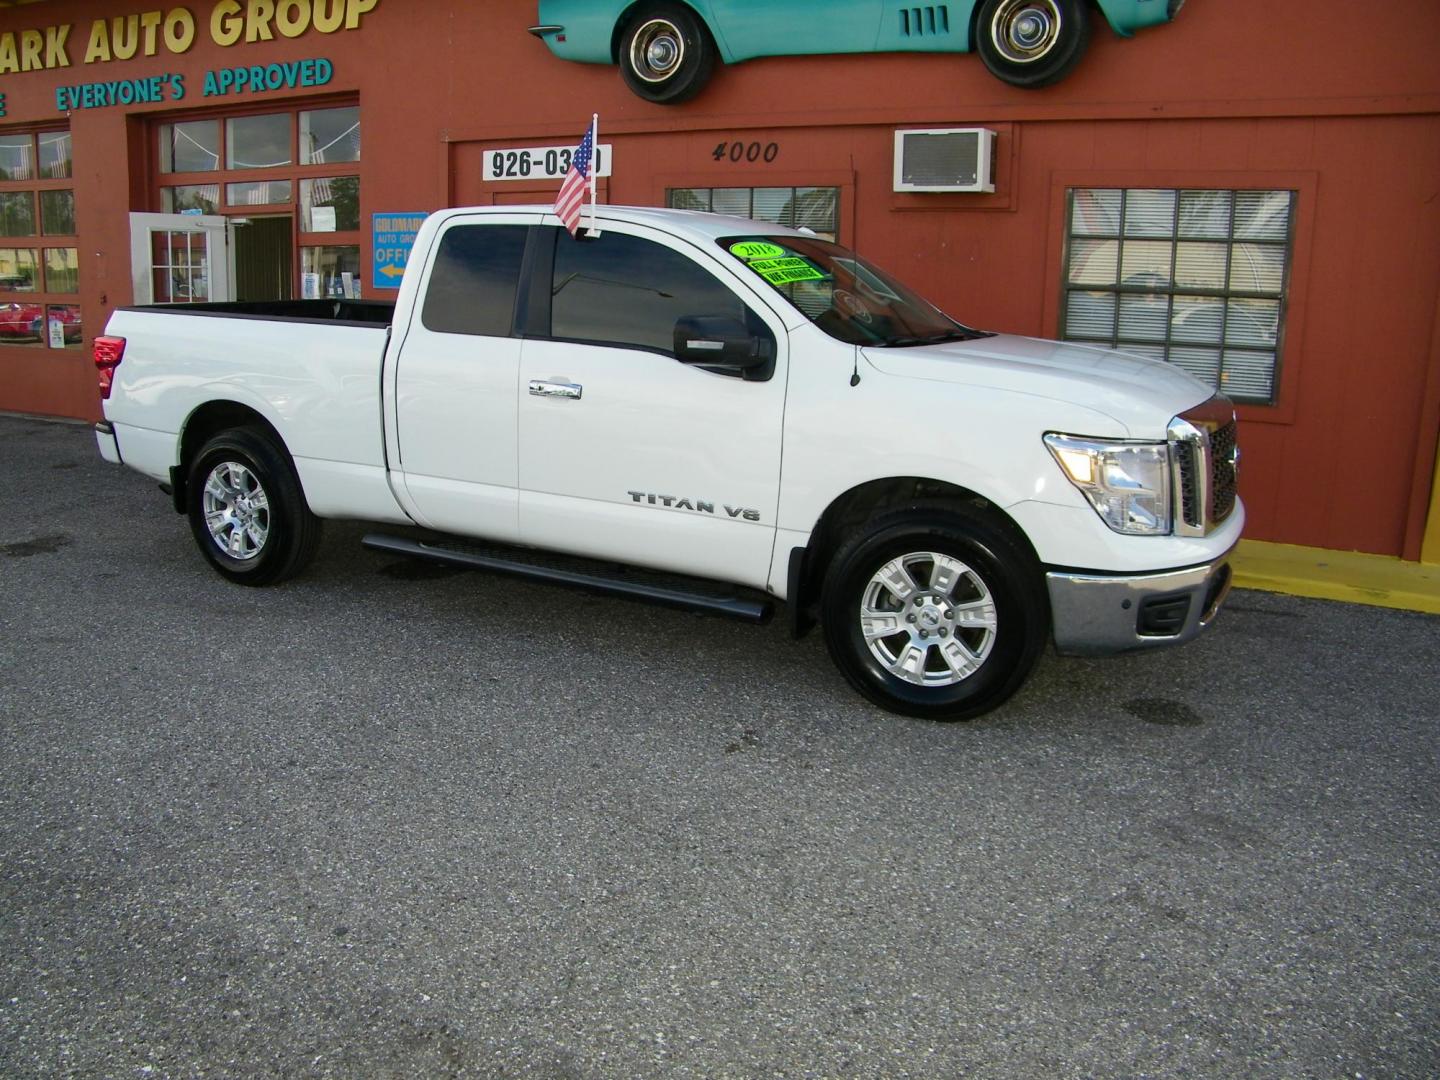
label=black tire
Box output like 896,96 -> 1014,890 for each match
820,508 -> 1048,721
618,3 -> 717,104
186,427 -> 322,587
975,0 -> 1091,89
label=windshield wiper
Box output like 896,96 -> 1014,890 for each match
882,329 -> 983,347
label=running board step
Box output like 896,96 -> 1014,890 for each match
362,534 -> 774,624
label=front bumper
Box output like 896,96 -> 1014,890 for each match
1047,546 -> 1234,655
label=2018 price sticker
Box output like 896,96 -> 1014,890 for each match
484,144 -> 614,182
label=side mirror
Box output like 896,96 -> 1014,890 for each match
673,315 -> 773,379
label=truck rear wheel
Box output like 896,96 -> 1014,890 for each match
820,508 -> 1048,720
186,428 -> 321,586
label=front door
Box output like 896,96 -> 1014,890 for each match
517,223 -> 788,590
128,212 -> 234,305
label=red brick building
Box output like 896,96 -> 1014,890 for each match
1,0 -> 1437,559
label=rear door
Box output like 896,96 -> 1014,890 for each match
516,222 -> 789,589
388,213 -> 536,542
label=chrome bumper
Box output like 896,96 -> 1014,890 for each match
1047,548 -> 1235,655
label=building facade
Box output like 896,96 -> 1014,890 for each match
0,0 -> 1437,559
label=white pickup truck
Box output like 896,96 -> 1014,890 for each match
94,205 -> 1241,720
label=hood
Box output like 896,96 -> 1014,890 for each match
862,334 -> 1213,437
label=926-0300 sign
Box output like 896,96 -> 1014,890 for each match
485,144 -> 614,181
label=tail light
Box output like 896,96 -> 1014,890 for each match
93,336 -> 125,400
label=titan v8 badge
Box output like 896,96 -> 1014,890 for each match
627,491 -> 760,522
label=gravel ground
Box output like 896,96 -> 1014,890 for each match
1,415 -> 1436,1078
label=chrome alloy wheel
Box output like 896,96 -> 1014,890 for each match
988,0 -> 1063,64
628,18 -> 686,83
202,461 -> 270,561
859,551 -> 998,687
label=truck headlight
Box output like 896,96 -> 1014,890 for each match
1043,434 -> 1172,536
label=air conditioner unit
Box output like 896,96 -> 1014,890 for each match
893,128 -> 996,193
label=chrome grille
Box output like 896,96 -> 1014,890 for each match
900,6 -> 951,36
1168,397 -> 1239,537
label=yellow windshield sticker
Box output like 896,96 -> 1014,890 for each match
729,241 -> 788,260
748,257 -> 827,285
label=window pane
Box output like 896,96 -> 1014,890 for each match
0,248 -> 38,291
161,185 -> 220,215
1171,295 -> 1224,345
300,106 -> 360,165
160,120 -> 220,173
1123,190 -> 1176,238
301,245 -> 361,299
1228,243 -> 1286,294
794,188 -> 839,236
44,248 -> 79,293
0,135 -> 34,181
1064,291 -> 1115,338
227,181 -> 292,206
1120,241 -> 1173,288
38,132 -> 72,179
752,188 -> 794,226
1169,345 -> 1221,385
46,304 -> 81,348
1234,191 -> 1292,241
1118,293 -> 1171,342
1067,238 -> 1118,286
421,225 -> 526,336
228,114 -> 292,170
1174,242 -> 1227,291
1221,350 -> 1275,400
40,191 -> 76,235
552,230 -> 748,354
1178,191 -> 1231,239
301,176 -> 360,232
668,189 -> 710,212
710,189 -> 750,217
1071,189 -> 1120,237
0,302 -> 44,344
0,193 -> 36,237
1225,298 -> 1279,348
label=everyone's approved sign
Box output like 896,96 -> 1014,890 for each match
485,144 -> 614,182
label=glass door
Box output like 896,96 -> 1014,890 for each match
128,212 -> 234,305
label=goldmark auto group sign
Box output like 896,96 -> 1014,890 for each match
0,0 -> 380,72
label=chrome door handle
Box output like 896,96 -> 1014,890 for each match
528,380 -> 583,400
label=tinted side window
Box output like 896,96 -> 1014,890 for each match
551,231 -> 748,354
421,224 -> 527,337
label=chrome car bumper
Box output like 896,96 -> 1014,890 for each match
1046,547 -> 1235,655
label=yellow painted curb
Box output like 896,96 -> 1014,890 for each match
1231,540 -> 1440,615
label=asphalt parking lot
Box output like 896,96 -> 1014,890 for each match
1,414 -> 1437,1079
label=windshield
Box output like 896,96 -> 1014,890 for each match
719,235 -> 988,347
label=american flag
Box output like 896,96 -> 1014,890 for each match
554,118 -> 596,236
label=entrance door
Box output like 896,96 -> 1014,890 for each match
232,216 -> 293,301
129,212 -> 234,305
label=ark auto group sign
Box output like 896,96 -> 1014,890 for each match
0,0 -> 379,114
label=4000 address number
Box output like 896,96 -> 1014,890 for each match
485,144 -> 614,182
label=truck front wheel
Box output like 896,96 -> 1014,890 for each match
186,428 -> 321,586
820,509 -> 1048,720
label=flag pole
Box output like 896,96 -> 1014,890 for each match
586,113 -> 601,238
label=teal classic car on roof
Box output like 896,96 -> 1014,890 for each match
530,0 -> 1184,104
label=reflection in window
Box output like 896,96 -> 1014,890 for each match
160,120 -> 221,173
301,106 -> 360,165
421,225 -> 526,337
40,191 -> 75,235
226,180 -> 293,207
44,248 -> 79,293
0,192 -> 36,237
47,304 -> 81,348
552,230 -> 748,354
0,134 -> 35,181
227,113 -> 292,170
668,187 -> 840,242
39,132 -> 72,179
162,185 -> 221,215
301,245 -> 361,299
0,302 -> 44,345
301,176 -> 360,232
0,248 -> 38,290
1061,187 -> 1295,404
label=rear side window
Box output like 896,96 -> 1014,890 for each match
550,230 -> 748,354
421,224 -> 527,337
